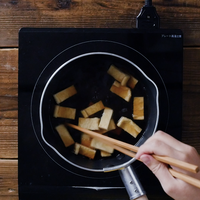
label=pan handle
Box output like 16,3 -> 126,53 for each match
119,165 -> 148,200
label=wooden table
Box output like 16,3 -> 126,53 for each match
0,0 -> 200,199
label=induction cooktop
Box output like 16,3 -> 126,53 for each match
18,27 -> 183,200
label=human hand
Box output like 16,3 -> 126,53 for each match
135,131 -> 200,200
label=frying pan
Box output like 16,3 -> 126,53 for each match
31,41 -> 160,199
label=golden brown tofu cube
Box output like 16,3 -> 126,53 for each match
54,105 -> 76,119
110,81 -> 131,102
81,133 -> 92,147
90,138 -> 114,153
81,101 -> 105,118
133,97 -> 144,120
53,85 -> 77,104
99,107 -> 113,130
78,117 -> 100,130
117,116 -> 142,138
74,143 -> 96,159
100,151 -> 112,157
107,65 -> 130,86
97,119 -> 116,134
127,76 -> 138,89
55,124 -> 74,147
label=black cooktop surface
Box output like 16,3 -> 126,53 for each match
18,28 -> 183,200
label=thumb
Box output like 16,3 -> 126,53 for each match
140,154 -> 174,188
140,154 -> 163,173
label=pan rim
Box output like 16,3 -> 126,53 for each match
39,51 -> 159,172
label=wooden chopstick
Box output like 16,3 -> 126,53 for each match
97,138 -> 200,189
66,123 -> 200,189
169,168 -> 200,189
67,123 -> 199,174
67,123 -> 139,152
111,143 -> 200,189
108,143 -> 200,189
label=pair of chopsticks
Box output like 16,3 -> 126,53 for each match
67,123 -> 200,189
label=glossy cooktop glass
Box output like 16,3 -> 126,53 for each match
18,28 -> 183,200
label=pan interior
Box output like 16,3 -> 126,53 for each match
40,52 -> 158,171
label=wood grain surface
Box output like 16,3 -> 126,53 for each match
0,0 -> 200,47
0,0 -> 200,199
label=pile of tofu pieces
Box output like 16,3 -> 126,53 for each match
53,65 -> 144,159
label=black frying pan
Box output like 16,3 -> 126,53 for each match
31,41 -> 162,199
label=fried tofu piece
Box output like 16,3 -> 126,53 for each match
81,133 -> 92,147
97,118 -> 116,134
110,81 -> 131,102
101,151 -> 112,157
96,129 -> 107,134
78,117 -> 100,130
74,143 -> 96,159
99,107 -> 113,130
117,116 -> 142,138
53,85 -> 77,104
90,138 -> 114,153
133,97 -> 144,120
107,118 -> 117,131
55,124 -> 74,147
81,101 -> 105,118
113,81 -> 121,87
74,143 -> 80,155
54,105 -> 76,119
127,76 -> 138,89
121,74 -> 131,86
107,65 -> 130,86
